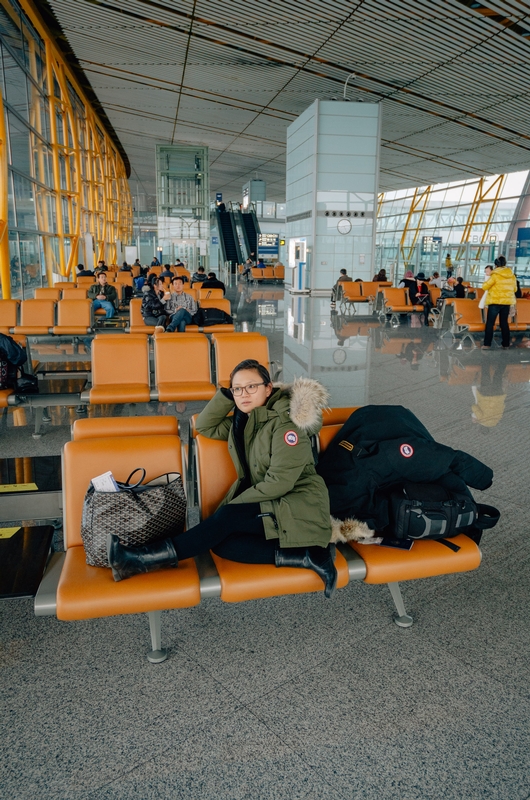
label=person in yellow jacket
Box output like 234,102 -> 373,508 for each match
481,256 -> 517,350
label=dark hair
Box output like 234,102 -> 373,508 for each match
457,276 -> 463,283
198,267 -> 205,272
164,264 -> 171,269
76,263 -> 84,270
494,256 -> 506,268
172,275 -> 184,284
208,272 -> 216,279
230,359 -> 271,387
147,274 -> 160,288
340,269 -> 347,275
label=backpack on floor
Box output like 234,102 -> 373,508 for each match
385,482 -> 500,549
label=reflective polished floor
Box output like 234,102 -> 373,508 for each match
1,281 -> 530,799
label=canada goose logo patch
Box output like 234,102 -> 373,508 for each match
400,443 -> 414,458
284,431 -> 298,446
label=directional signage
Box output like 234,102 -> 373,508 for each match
258,233 -> 279,258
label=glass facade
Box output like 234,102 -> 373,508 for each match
375,171 -> 530,284
0,0 -> 132,298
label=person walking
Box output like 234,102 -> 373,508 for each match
481,256 -> 517,351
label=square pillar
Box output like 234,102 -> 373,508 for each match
286,100 -> 381,292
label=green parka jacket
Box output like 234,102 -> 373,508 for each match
195,377 -> 332,547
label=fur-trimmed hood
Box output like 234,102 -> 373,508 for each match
273,377 -> 330,434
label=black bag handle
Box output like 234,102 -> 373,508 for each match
123,468 -> 146,489
475,504 -> 500,530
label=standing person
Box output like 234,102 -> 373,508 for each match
87,272 -> 117,318
141,276 -> 168,331
164,276 -> 198,332
482,256 -> 517,351
445,253 -> 453,278
201,271 -> 226,295
107,362 -> 337,597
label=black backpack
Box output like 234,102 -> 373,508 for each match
193,307 -> 233,327
386,482 -> 500,549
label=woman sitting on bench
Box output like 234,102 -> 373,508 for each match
141,275 -> 168,331
107,360 -> 338,597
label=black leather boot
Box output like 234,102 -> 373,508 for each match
274,544 -> 338,599
106,534 -> 178,582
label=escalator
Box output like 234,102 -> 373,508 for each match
216,208 -> 242,268
241,208 -> 260,259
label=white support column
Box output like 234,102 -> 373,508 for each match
286,100 -> 381,293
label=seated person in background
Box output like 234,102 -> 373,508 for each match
164,276 -> 198,332
141,276 -> 168,331
150,257 -> 160,267
191,266 -> 207,285
107,360 -> 337,598
159,264 -> 174,279
242,258 -> 254,280
87,272 -> 117,318
429,271 -> 442,288
76,263 -> 94,277
412,272 -> 432,324
373,269 -> 387,282
133,258 -> 142,268
119,261 -> 132,272
175,259 -> 185,267
331,268 -> 353,303
255,258 -> 266,270
441,276 -> 457,298
398,269 -> 415,293
95,260 -> 108,273
455,276 -> 466,298
202,271 -> 226,295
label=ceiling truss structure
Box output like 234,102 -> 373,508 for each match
44,0 -> 530,205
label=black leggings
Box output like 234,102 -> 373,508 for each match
484,304 -> 510,347
170,503 -> 277,563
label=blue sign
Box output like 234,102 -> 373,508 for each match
516,227 -> 530,258
258,233 -> 279,257
212,236 -> 219,245
216,193 -> 223,203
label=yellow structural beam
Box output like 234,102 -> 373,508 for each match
0,88 -> 11,299
456,174 -> 506,267
399,185 -> 432,266
1,0 -> 132,295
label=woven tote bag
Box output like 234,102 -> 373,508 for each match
81,468 -> 186,567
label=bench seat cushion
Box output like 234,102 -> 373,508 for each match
384,305 -> 411,313
157,381 -> 216,402
13,326 -> 52,334
57,546 -> 200,620
0,388 -> 14,408
210,549 -> 349,602
350,534 -> 481,584
89,384 -> 151,403
459,323 -> 485,332
52,326 -> 91,334
129,326 -> 154,334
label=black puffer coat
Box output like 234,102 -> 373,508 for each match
317,405 -> 493,530
141,288 -> 166,319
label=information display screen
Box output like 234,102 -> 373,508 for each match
258,233 -> 279,258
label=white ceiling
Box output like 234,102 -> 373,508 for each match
47,0 -> 530,205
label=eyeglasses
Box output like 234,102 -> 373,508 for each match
231,382 -> 266,397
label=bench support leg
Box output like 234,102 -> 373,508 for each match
147,611 -> 168,663
387,582 -> 413,627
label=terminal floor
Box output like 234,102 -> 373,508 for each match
1,290 -> 530,799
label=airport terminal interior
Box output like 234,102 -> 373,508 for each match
1,1 -> 530,798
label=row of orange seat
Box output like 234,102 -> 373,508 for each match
449,298 -> 530,334
81,331 -> 270,405
0,295 -> 233,336
35,410 -> 482,662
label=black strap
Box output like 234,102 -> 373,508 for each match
475,504 -> 500,530
438,538 -> 461,552
123,468 -> 146,489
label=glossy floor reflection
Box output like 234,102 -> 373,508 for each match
1,285 -> 530,799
